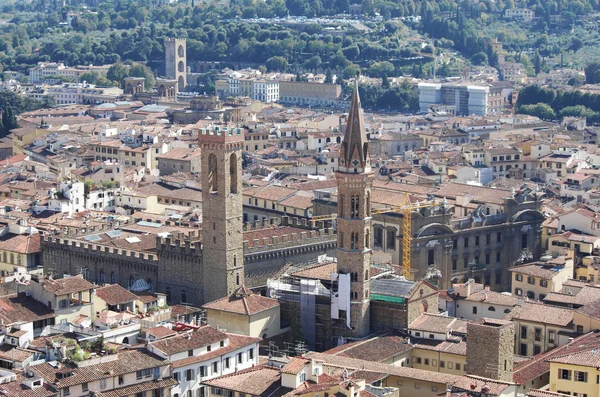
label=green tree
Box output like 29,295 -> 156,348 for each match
129,63 -> 156,91
369,61 -> 395,78
107,62 -> 130,87
381,74 -> 390,89
533,50 -> 542,75
266,56 -> 288,72
470,52 -> 488,66
324,69 -> 333,84
519,103 -> 556,120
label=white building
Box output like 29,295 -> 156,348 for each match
28,83 -> 123,105
147,325 -> 260,397
418,83 -> 490,116
252,80 -> 279,103
44,182 -> 85,214
28,62 -> 111,84
504,8 -> 534,22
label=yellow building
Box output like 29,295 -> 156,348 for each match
279,81 -> 341,106
548,348 -> 600,396
508,259 -> 573,301
203,286 -> 284,339
0,232 -> 41,275
11,125 -> 47,154
576,256 -> 600,283
507,302 -> 574,356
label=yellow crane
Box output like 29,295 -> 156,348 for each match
312,193 -> 439,280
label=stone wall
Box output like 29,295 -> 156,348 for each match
466,318 -> 515,382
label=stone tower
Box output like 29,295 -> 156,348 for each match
466,318 -> 515,382
200,126 -> 245,304
164,38 -> 186,92
335,83 -> 374,338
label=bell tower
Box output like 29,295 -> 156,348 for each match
200,126 -> 245,304
335,82 -> 373,337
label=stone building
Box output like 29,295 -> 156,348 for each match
164,38 -> 186,92
466,318 -> 514,382
314,180 -> 545,290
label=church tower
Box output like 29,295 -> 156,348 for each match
200,126 -> 245,304
335,83 -> 373,337
164,38 -> 187,92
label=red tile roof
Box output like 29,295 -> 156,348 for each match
0,293 -> 55,325
169,333 -> 261,369
95,284 -> 138,305
41,276 -> 95,296
202,286 -> 279,315
149,326 -> 226,356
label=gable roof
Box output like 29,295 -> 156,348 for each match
95,284 -> 138,306
202,286 -> 279,316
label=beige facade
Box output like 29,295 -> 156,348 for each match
279,81 -> 341,106
204,303 -> 283,339
509,260 -> 573,301
549,361 -> 600,397
412,348 -> 466,375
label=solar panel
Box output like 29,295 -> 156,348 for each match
105,230 -> 123,238
371,279 -> 415,298
83,235 -> 102,242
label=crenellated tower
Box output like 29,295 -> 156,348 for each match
200,126 -> 245,304
335,82 -> 374,337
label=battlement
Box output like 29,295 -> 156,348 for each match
243,215 -> 326,231
199,126 -> 245,143
243,225 -> 335,253
157,231 -> 202,254
164,37 -> 186,42
42,235 -> 158,261
54,218 -> 137,238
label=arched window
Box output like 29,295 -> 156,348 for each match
339,232 -> 344,249
351,233 -> 358,249
128,275 -> 134,288
354,196 -> 359,217
365,270 -> 369,280
99,270 -> 105,284
178,60 -> 185,73
110,272 -> 116,284
350,196 -> 356,218
208,153 -> 218,193
339,195 -> 344,217
366,192 -> 371,216
230,153 -> 238,194
178,45 -> 184,57
365,229 -> 370,249
236,273 -> 240,286
504,308 -> 511,313
488,306 -> 496,312
181,290 -> 187,303
166,287 -> 171,303
526,290 -> 535,299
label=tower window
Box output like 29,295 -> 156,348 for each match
236,273 -> 240,285
230,153 -> 238,194
208,154 -> 218,193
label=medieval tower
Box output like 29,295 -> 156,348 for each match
466,318 -> 515,382
200,126 -> 245,304
335,83 -> 374,338
164,38 -> 187,92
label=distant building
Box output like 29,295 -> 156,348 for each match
504,8 -> 535,22
418,83 -> 490,116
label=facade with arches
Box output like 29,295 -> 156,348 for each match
164,38 -> 187,92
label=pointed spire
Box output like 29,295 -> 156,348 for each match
340,74 -> 370,173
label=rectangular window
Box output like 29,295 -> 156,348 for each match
560,369 -> 571,380
213,362 -> 218,373
100,379 -> 107,389
173,372 -> 180,381
527,276 -> 535,285
452,259 -> 457,271
575,371 -> 588,382
424,358 -> 429,365
225,357 -> 230,369
455,363 -> 460,370
428,249 -> 434,265
549,331 -> 556,343
440,361 -> 445,368
416,357 -> 422,364
188,350 -> 194,357
64,387 -> 70,396
486,234 -> 491,244
119,375 -> 124,385
464,237 -> 469,248
520,343 -> 527,356
534,345 -> 541,355
540,280 -> 548,287
237,352 -> 243,364
496,252 -> 501,263
475,236 -> 480,246
137,370 -> 144,380
497,232 -> 502,242
249,348 -> 254,360
186,369 -> 193,381
521,326 -> 527,339
535,328 -> 542,342
82,383 -> 89,392
448,362 -> 454,369
473,306 -> 477,314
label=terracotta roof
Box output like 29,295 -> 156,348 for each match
155,148 -> 201,160
0,345 -> 36,362
95,284 -> 138,305
463,290 -> 520,306
95,378 -> 177,397
41,276 -> 94,296
508,262 -> 564,280
409,313 -> 468,334
202,286 -> 279,315
0,373 -> 58,397
413,340 -> 467,355
149,326 -> 226,355
549,347 -> 600,367
544,285 -> 600,307
133,292 -> 160,304
323,336 -> 413,362
170,333 -> 261,369
281,357 -> 310,375
504,302 -> 573,327
145,326 -> 176,339
170,304 -> 201,320
32,348 -> 166,388
306,352 -> 461,385
0,233 -> 41,254
202,366 -> 287,396
0,293 -> 55,325
290,261 -> 337,281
